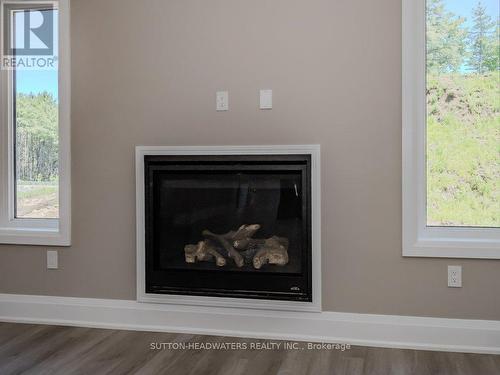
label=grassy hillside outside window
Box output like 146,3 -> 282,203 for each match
426,0 -> 499,227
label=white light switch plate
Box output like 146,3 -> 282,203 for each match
47,250 -> 58,269
448,265 -> 462,287
260,89 -> 272,109
216,91 -> 228,111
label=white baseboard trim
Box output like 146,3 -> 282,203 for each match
0,293 -> 499,354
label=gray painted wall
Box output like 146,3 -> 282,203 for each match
0,0 -> 499,320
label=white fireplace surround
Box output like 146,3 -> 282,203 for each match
135,145 -> 321,312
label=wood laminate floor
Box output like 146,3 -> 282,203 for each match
0,323 -> 498,375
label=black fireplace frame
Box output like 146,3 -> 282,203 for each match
143,154 -> 313,302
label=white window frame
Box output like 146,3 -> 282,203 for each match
0,0 -> 70,246
402,0 -> 500,259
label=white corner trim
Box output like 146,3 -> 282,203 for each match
0,293 -> 499,355
135,145 -> 321,312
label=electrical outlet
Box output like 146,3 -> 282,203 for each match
259,89 -> 272,109
448,265 -> 462,288
47,250 -> 58,269
216,91 -> 228,111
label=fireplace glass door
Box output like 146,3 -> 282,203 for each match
144,155 -> 312,301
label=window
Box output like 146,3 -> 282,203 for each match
403,0 -> 499,258
0,0 -> 70,245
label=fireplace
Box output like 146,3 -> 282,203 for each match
136,146 -> 321,311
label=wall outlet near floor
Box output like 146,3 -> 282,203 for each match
216,91 -> 229,111
447,265 -> 462,288
47,250 -> 58,269
259,89 -> 272,109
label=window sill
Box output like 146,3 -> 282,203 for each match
403,227 -> 500,259
0,226 -> 70,246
